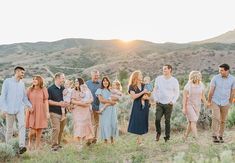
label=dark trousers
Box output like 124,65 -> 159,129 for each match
155,103 -> 173,139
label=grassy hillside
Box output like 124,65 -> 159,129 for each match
12,128 -> 235,162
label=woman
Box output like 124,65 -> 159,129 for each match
128,70 -> 149,145
26,75 -> 50,150
95,76 -> 118,144
182,71 -> 207,140
71,78 -> 94,146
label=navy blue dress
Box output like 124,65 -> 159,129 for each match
128,84 -> 149,135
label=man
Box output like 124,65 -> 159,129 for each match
86,70 -> 101,143
0,66 -> 32,154
208,63 -> 235,143
48,72 -> 69,151
153,64 -> 180,142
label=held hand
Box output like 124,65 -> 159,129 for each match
60,101 -> 69,108
27,107 -> 34,113
46,112 -> 50,119
110,100 -> 117,105
59,101 -> 65,107
64,102 -> 70,107
1,111 -> 7,118
85,100 -> 93,104
207,102 -> 212,108
143,89 -> 148,94
182,108 -> 186,115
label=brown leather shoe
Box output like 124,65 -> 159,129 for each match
156,133 -> 161,141
91,138 -> 97,144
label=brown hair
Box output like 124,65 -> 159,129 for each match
74,77 -> 84,91
101,76 -> 111,90
164,64 -> 173,72
30,75 -> 44,91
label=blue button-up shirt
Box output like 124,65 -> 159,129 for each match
211,74 -> 235,106
0,77 -> 32,114
86,80 -> 101,111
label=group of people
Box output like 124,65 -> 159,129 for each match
0,63 -> 234,154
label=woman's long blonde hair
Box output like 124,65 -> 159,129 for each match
128,70 -> 142,89
188,71 -> 202,84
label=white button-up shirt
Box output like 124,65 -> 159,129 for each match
153,75 -> 180,104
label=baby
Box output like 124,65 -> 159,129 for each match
79,84 -> 93,110
141,76 -> 153,109
98,79 -> 122,114
61,80 -> 73,121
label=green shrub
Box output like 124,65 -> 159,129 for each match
131,153 -> 146,163
226,105 -> 235,128
172,152 -> 186,163
0,143 -> 15,162
64,113 -> 73,135
8,138 -> 19,154
220,150 -> 233,163
0,113 -> 5,142
171,94 -> 187,131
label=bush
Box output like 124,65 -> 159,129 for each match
0,143 -> 15,162
220,150 -> 233,163
172,152 -> 186,163
64,112 -> 73,135
0,113 -> 6,142
197,107 -> 212,130
226,105 -> 235,128
171,94 -> 187,131
8,138 -> 19,154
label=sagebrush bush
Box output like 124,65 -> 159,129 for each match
8,138 -> 19,154
220,150 -> 233,163
0,113 -> 6,142
0,143 -> 15,162
226,105 -> 235,128
170,93 -> 188,131
172,152 -> 186,163
197,107 -> 212,130
64,112 -> 73,135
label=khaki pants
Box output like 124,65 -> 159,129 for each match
91,110 -> 99,139
211,102 -> 230,137
50,112 -> 67,146
6,111 -> 25,147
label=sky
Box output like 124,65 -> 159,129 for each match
0,0 -> 235,45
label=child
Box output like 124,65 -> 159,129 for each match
98,79 -> 122,114
61,80 -> 73,121
141,76 -> 153,109
79,84 -> 93,110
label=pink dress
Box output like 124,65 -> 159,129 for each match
71,89 -> 94,139
26,88 -> 49,129
184,83 -> 204,122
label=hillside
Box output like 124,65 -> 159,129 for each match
1,31 -> 235,83
195,29 -> 235,44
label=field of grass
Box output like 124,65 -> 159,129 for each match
11,128 -> 235,163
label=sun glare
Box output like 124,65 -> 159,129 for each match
121,39 -> 133,43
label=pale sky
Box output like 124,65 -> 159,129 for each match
0,0 -> 235,45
